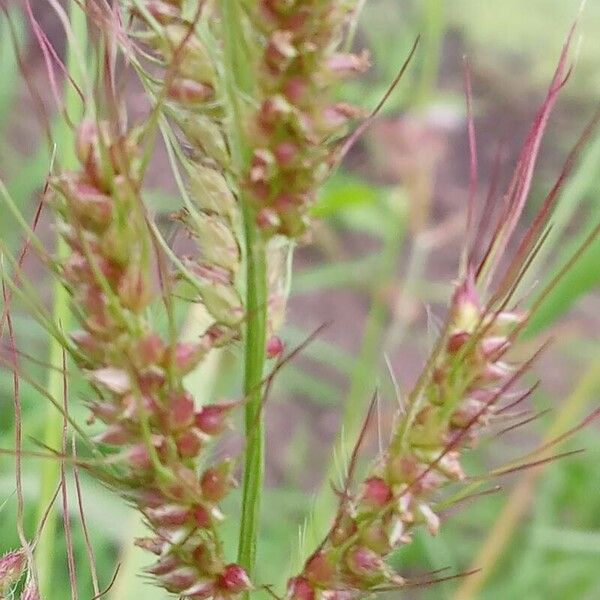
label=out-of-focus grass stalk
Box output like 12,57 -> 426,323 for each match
36,2 -> 87,595
414,0 -> 445,107
453,355 -> 600,600
220,1 -> 268,587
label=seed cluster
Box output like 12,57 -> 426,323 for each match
286,275 -> 525,598
52,121 -> 251,599
247,1 -> 368,237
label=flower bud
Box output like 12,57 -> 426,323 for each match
160,566 -> 198,593
146,504 -> 190,528
191,505 -> 214,529
201,459 -> 235,503
70,329 -> 104,359
451,398 -> 488,428
118,265 -> 152,312
329,513 -> 357,546
202,323 -> 238,348
135,537 -> 165,555
258,95 -> 292,130
416,503 -> 440,536
188,165 -> 237,220
326,50 -> 371,76
191,214 -> 239,272
478,361 -> 514,383
182,579 -> 215,600
320,102 -> 363,131
146,555 -> 179,576
266,335 -> 284,359
250,149 -> 275,183
274,141 -> 298,167
484,310 -> 527,333
435,452 -> 466,481
387,453 -> 418,485
126,443 -> 153,469
192,270 -> 242,326
59,178 -> 114,232
90,367 -> 131,394
360,521 -> 391,555
257,207 -> 281,231
76,120 -> 97,166
218,564 -> 252,594
447,331 -> 470,353
135,332 -> 166,366
283,76 -> 309,103
286,576 -> 315,600
345,546 -> 385,583
75,121 -> 109,187
452,272 -> 482,325
94,423 -> 132,446
194,402 -> 237,435
135,486 -> 168,510
173,342 -> 206,374
192,544 -> 225,576
304,551 -> 335,586
87,401 -> 120,424
167,391 -> 195,431
360,477 -> 393,509
480,336 -> 509,357
265,30 -> 297,73
176,427 -> 206,458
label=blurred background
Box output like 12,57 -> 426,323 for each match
1,1 -> 599,599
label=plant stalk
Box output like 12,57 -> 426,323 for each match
238,205 -> 268,580
219,0 -> 268,585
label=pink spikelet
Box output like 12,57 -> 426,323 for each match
0,550 -> 26,594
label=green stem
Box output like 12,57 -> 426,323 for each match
219,0 -> 268,584
36,1 -> 87,595
238,205 -> 268,579
413,0 -> 444,107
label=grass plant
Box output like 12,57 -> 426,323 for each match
0,2 -> 598,600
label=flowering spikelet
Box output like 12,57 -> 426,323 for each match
123,0 -> 296,340
51,120 -> 251,597
124,0 -> 244,337
285,28 -> 589,599
247,1 -> 367,237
